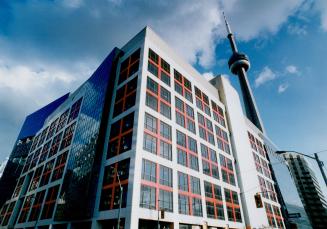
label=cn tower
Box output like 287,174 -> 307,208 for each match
223,13 -> 265,132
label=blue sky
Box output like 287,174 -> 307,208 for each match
0,0 -> 327,190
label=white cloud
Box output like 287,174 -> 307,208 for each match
314,0 -> 327,31
286,65 -> 300,75
287,23 -> 307,35
255,66 -> 276,87
278,83 -> 289,93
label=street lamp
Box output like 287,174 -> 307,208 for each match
275,150 -> 327,187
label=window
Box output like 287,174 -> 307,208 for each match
202,144 -> 219,179
160,140 -> 172,160
159,190 -> 173,212
188,137 -> 197,153
189,154 -> 199,171
56,109 -> 69,133
204,181 -> 224,219
47,118 -> 59,140
176,131 -> 199,171
113,76 -> 138,117
51,151 -> 68,181
211,100 -> 226,127
148,49 -> 171,86
39,140 -> 51,164
38,127 -> 48,147
143,133 -> 157,154
68,97 -> 82,123
41,185 -> 59,219
176,131 -> 186,147
206,201 -> 215,218
140,185 -> 156,209
159,165 -> 172,187
29,166 -> 44,191
40,160 -> 54,187
146,93 -> 158,111
142,159 -> 156,182
178,194 -> 189,215
220,154 -> 236,186
160,102 -> 171,119
190,176 -> 201,194
177,149 -> 187,166
194,86 -> 211,116
224,188 -> 241,222
100,159 -> 129,211
28,190 -> 45,222
144,113 -> 157,133
175,96 -> 195,134
198,112 -> 215,146
147,77 -> 158,94
174,69 -> 193,102
119,48 -> 140,84
60,122 -> 76,150
160,121 -> 171,140
160,87 -> 171,103
18,195 -> 34,223
192,198 -> 203,216
216,125 -> 230,154
48,132 -> 63,158
178,172 -> 188,191
108,112 -> 134,158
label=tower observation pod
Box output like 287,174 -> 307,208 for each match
223,13 -> 264,132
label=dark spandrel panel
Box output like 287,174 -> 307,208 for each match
54,48 -> 121,221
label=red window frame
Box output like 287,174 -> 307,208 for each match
108,112 -> 134,158
273,206 -> 284,228
51,151 -> 68,182
220,154 -> 236,185
28,190 -> 46,222
201,144 -> 219,179
176,131 -> 199,171
265,202 -> 276,227
119,48 -> 140,84
30,134 -> 40,152
37,127 -> 49,147
174,69 -> 192,102
247,131 -> 257,151
0,203 -> 8,225
225,189 -> 241,222
194,86 -> 211,116
40,159 -> 55,187
68,97 -> 82,123
113,76 -> 138,117
18,194 -> 34,223
211,100 -> 226,127
141,160 -> 173,211
148,49 -> 171,86
204,181 -> 224,219
39,140 -> 51,164
29,165 -> 44,191
60,122 -> 76,150
175,96 -> 195,133
56,109 -> 69,133
198,112 -> 215,145
1,201 -> 16,226
100,159 -> 130,210
258,176 -> 269,199
22,154 -> 33,174
143,114 -> 172,160
12,176 -> 25,198
29,148 -> 41,170
146,78 -> 171,119
48,132 -> 63,158
40,185 -> 60,220
252,152 -> 263,174
261,158 -> 272,179
216,125 -> 230,154
178,171 -> 202,216
46,118 -> 59,140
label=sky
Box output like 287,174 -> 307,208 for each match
0,0 -> 327,191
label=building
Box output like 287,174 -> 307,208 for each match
0,94 -> 69,210
0,26 -> 288,229
283,153 -> 327,228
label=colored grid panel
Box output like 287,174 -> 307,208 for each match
29,165 -> 44,191
113,76 -> 138,117
46,118 -> 59,141
99,159 -> 129,211
28,190 -> 46,222
38,140 -> 52,164
56,109 -> 70,133
219,154 -> 236,186
265,202 -> 277,227
12,176 -> 25,198
174,69 -> 193,103
51,151 -> 68,182
178,171 -> 202,216
1,201 -> 16,226
67,97 -> 83,124
215,125 -> 231,154
140,159 -> 173,212
176,130 -> 199,171
211,100 -> 226,127
143,113 -> 172,161
18,194 -> 34,223
148,48 -> 171,86
175,96 -> 196,134
108,112 -> 134,159
39,159 -> 55,187
145,77 -> 171,120
201,144 -> 219,179
198,112 -> 215,145
37,127 -> 49,147
119,48 -> 140,85
60,122 -> 77,150
194,86 -> 211,117
40,185 -> 60,220
204,181 -> 224,220
224,188 -> 242,223
48,132 -> 63,159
